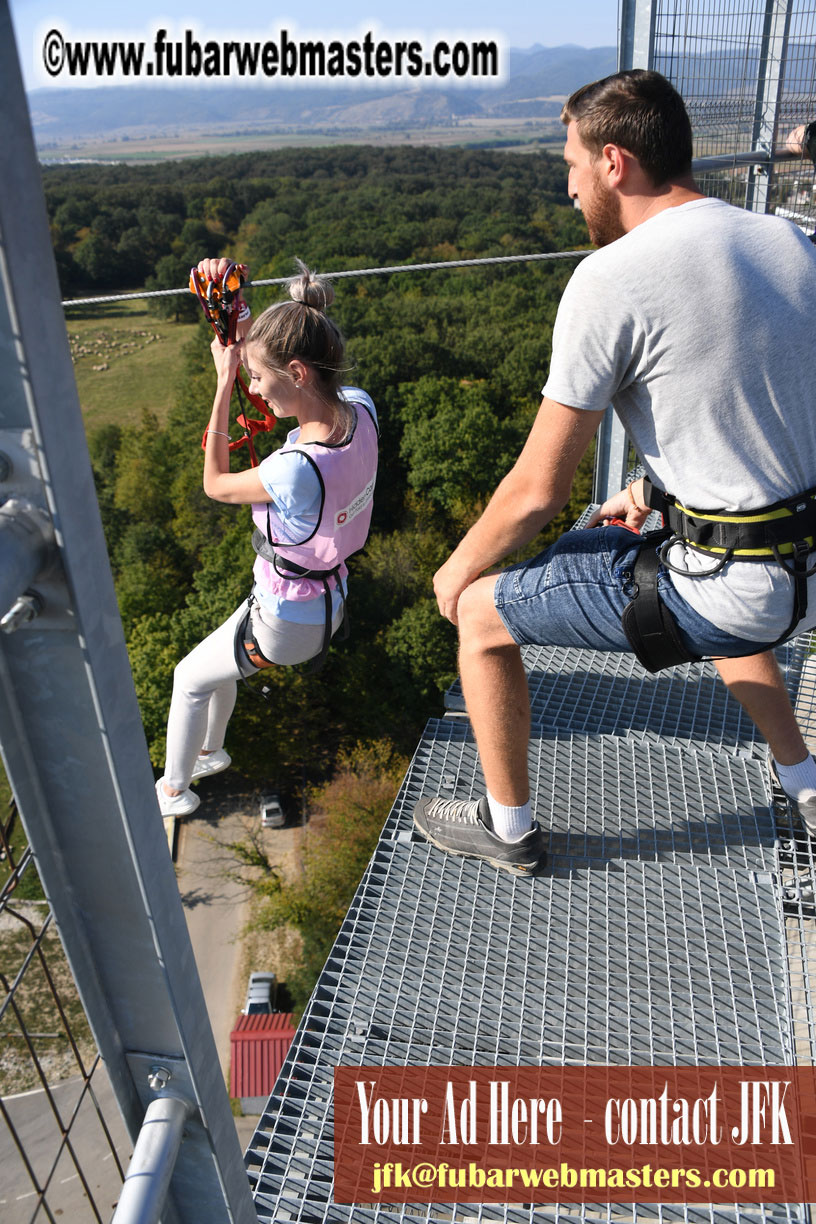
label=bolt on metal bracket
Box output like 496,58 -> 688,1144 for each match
148,1065 -> 173,1093
0,493 -> 73,630
0,498 -> 54,619
1,590 -> 43,634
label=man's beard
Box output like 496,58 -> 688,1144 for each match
583,170 -> 625,247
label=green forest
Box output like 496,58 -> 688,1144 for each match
49,144 -> 595,1003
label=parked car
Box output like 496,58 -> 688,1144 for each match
243,971 -> 277,1015
260,792 -> 285,828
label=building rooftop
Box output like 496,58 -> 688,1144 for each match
230,1013 -> 297,1104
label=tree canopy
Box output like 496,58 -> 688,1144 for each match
58,143 -> 595,994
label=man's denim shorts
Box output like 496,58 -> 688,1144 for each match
493,526 -> 770,658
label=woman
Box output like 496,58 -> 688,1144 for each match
156,258 -> 379,817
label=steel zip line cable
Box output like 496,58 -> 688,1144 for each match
61,249 -> 591,308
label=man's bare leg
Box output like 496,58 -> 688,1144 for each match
457,575 -> 531,808
411,574 -> 543,868
713,651 -> 808,765
454,587 -> 815,804
715,649 -> 816,833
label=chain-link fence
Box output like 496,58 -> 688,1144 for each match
654,0 -> 816,224
0,796 -> 129,1221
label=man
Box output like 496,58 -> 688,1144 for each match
413,69 -> 816,874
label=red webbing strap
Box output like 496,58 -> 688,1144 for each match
190,263 -> 278,467
201,375 -> 275,465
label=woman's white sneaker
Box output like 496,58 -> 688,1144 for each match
191,749 -> 231,780
155,778 -> 200,817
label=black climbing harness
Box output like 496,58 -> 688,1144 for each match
620,478 -> 816,672
231,593 -> 274,704
250,530 -> 350,674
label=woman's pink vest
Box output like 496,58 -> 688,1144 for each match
251,395 -> 378,601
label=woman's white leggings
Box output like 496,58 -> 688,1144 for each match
163,596 -> 339,790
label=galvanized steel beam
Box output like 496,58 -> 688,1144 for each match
618,0 -> 657,72
589,0 -> 660,502
746,0 -> 794,213
0,5 -> 255,1221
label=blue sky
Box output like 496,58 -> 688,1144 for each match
10,0 -> 619,90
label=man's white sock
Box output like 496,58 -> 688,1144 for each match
487,791 -> 533,841
774,754 -> 816,802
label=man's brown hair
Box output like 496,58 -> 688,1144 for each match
562,69 -> 693,187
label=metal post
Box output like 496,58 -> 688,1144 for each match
0,5 -> 256,1221
618,0 -> 657,73
746,0 -> 794,214
590,0 -> 657,502
592,406 -> 631,506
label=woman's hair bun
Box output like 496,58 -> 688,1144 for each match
288,258 -> 335,311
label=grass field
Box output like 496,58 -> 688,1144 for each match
64,298 -> 198,429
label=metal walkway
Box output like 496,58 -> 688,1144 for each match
243,573 -> 816,1223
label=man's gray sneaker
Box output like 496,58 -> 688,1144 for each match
413,795 -> 546,875
768,757 -> 816,837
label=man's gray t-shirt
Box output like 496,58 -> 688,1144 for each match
543,197 -> 816,641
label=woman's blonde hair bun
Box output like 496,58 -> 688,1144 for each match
288,258 -> 335,311
246,256 -> 351,436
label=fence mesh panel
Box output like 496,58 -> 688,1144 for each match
0,797 -> 128,1221
654,0 -> 816,222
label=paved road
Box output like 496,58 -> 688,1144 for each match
0,1066 -> 260,1220
174,778 -> 303,1164
175,790 -> 254,1077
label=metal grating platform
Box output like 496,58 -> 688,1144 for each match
244,629 -> 816,1223
287,848 -> 790,1065
384,722 -> 777,870
444,641 -> 813,760
246,1199 -> 806,1224
244,590 -> 816,1222
246,845 -> 794,1223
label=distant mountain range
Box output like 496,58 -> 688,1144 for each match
32,41 -> 812,150
28,45 -> 618,145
